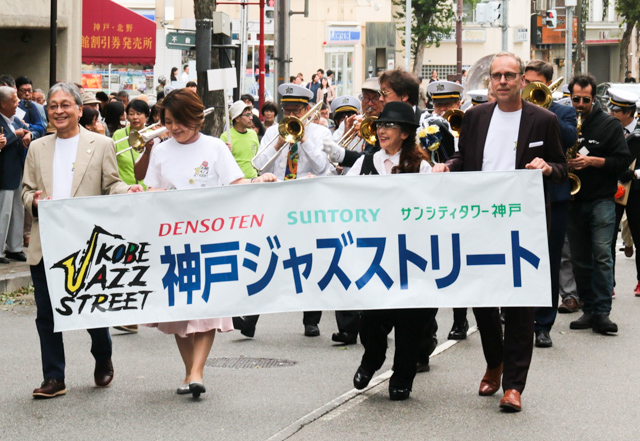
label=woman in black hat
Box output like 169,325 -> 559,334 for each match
347,101 -> 437,401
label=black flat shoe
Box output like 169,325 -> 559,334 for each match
5,251 -> 27,262
534,330 -> 552,348
389,386 -> 410,401
331,331 -> 357,345
448,319 -> 469,340
304,324 -> 320,337
189,381 -> 206,398
353,366 -> 372,390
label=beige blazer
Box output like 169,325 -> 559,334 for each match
22,126 -> 131,265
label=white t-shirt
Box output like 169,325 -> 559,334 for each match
52,134 -> 80,199
144,134 -> 244,190
481,107 -> 522,172
181,72 -> 190,82
347,149 -> 432,176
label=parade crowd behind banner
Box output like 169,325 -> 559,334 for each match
39,171 -> 552,332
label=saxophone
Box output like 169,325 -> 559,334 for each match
566,111 -> 582,196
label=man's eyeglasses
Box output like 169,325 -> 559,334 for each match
361,93 -> 381,103
282,107 -> 305,116
490,72 -> 519,82
18,88 -> 33,94
572,96 -> 592,104
48,103 -> 74,112
379,89 -> 393,97
376,122 -> 400,130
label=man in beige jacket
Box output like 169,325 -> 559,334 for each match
22,83 -> 143,399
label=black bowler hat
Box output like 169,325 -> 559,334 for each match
374,101 -> 419,129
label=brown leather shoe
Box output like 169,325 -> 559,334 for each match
499,389 -> 522,412
558,297 -> 579,313
33,378 -> 67,399
94,359 -> 114,387
478,364 -> 503,396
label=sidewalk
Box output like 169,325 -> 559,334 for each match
0,259 -> 31,294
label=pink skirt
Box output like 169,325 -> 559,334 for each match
145,318 -> 234,338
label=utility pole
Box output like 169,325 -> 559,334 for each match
274,0 -> 290,99
502,0 -> 508,51
405,0 -> 411,71
565,0 -> 576,80
456,0 -> 462,81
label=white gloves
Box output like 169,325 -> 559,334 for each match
322,137 -> 346,164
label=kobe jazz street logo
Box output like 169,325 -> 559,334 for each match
52,226 -> 152,316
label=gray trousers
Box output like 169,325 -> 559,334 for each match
0,188 -> 24,257
559,235 -> 578,301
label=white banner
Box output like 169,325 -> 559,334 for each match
39,171 -> 551,332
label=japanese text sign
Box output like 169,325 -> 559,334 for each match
39,171 -> 551,332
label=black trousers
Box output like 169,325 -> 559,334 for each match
612,189 -> 640,283
473,306 -> 534,393
32,260 -> 112,381
239,311 -> 321,328
335,310 -> 360,334
359,308 -> 437,389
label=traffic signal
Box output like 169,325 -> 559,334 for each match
475,1 -> 502,24
265,0 -> 274,19
545,9 -> 557,29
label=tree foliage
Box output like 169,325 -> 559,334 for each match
616,0 -> 640,81
392,0 -> 456,75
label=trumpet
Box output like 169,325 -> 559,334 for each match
252,101 -> 323,173
522,77 -> 564,109
115,107 -> 215,156
442,109 -> 464,137
337,114 -> 378,150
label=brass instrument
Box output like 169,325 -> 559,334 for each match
252,101 -> 323,173
522,77 -> 564,109
116,107 -> 215,156
337,114 -> 378,150
566,111 -> 582,196
442,109 -> 464,137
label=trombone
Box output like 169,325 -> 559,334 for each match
522,77 -> 564,109
115,107 -> 215,156
251,101 -> 323,173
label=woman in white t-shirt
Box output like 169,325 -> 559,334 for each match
145,89 -> 276,398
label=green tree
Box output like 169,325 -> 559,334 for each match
392,0 -> 456,76
616,0 -> 640,81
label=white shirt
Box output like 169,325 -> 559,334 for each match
254,122 -> 331,179
481,107 -> 522,172
52,134 -> 80,199
332,120 -> 363,151
144,134 -> 244,190
625,118 -> 637,134
181,71 -> 190,82
347,149 -> 432,176
1,113 -> 15,133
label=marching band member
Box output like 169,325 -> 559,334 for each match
331,95 -> 361,149
461,89 -> 488,111
323,77 -> 383,167
235,83 -> 330,339
144,89 -> 276,398
348,101 -> 437,401
253,83 -> 331,179
112,99 -> 150,189
419,81 -> 463,162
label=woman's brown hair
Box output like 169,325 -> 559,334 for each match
159,89 -> 205,130
392,126 -> 429,174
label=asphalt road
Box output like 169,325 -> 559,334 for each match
1,248 -> 639,441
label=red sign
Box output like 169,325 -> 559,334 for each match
535,15 -> 578,45
82,0 -> 156,66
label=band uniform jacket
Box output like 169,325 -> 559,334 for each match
22,125 -> 131,265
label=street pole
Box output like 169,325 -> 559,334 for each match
50,0 -> 57,87
456,0 -> 462,81
259,0 -> 266,111
405,0 -> 411,71
565,4 -> 574,80
239,3 -> 248,95
502,0 -> 508,51
274,0 -> 290,109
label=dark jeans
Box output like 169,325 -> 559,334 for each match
535,200 -> 569,332
359,308 -> 437,389
566,199 -> 616,315
32,260 -> 112,381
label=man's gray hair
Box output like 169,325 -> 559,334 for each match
0,85 -> 16,103
47,83 -> 82,106
491,52 -> 526,75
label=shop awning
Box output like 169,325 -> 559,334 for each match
82,0 -> 156,66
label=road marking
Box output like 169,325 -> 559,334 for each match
266,325 -> 479,441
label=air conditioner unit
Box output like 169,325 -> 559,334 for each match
535,0 -> 548,12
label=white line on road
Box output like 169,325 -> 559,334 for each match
266,325 -> 479,441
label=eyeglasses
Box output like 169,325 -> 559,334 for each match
18,88 -> 33,94
572,96 -> 592,104
376,122 -> 400,130
379,89 -> 393,97
48,103 -> 74,112
361,93 -> 381,104
282,107 -> 305,116
490,72 -> 519,82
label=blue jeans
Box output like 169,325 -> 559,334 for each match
566,199 -> 616,315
